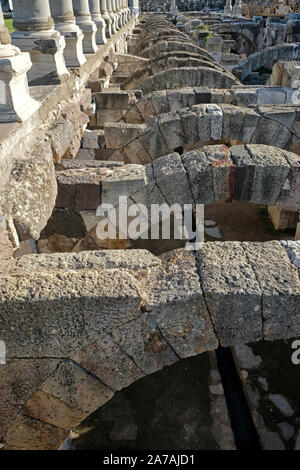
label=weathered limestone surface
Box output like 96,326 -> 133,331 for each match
0,139 -> 57,241
106,105 -> 300,163
0,243 -> 299,447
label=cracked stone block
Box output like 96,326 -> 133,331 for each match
4,414 -> 69,450
221,104 -> 246,143
0,269 -> 145,357
259,107 -> 296,129
23,390 -> 87,430
251,115 -> 281,146
151,91 -> 170,116
0,359 -> 58,441
276,150 -> 300,211
230,145 -> 254,201
56,168 -> 102,211
197,242 -> 262,346
157,111 -> 185,152
136,95 -> 156,122
72,333 -> 144,391
152,153 -> 193,205
179,109 -> 199,147
139,117 -> 170,159
104,123 -> 147,149
147,250 -> 218,358
242,241 -> 300,340
238,108 -> 260,144
0,140 -> 57,241
280,241 -> 300,275
40,360 -> 114,414
101,164 -> 147,207
181,150 -> 215,204
192,104 -> 212,144
112,315 -> 178,375
203,145 -> 235,202
246,145 -> 291,205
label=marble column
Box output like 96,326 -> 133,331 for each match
49,0 -> 86,67
122,0 -> 128,23
107,0 -> 117,34
224,0 -> 232,16
72,0 -> 98,53
125,0 -> 131,22
232,0 -> 243,18
11,0 -> 69,84
0,3 -> 39,121
112,0 -> 120,30
100,0 -> 112,38
89,0 -> 107,44
116,0 -> 123,27
129,0 -> 139,19
170,0 -> 178,16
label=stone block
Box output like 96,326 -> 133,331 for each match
72,333 -> 144,391
40,360 -> 114,414
276,150 -> 300,211
104,123 -> 147,149
203,145 -> 235,202
157,111 -> 185,152
56,168 -> 102,211
101,164 -> 147,207
246,144 -> 290,205
0,359 -> 58,440
112,315 -> 178,375
197,242 -> 262,346
0,269 -> 145,357
230,145 -> 254,201
147,250 -> 218,358
82,130 -> 100,149
4,414 -> 69,450
41,209 -> 86,239
243,241 -> 300,340
181,150 -> 215,204
152,153 -> 193,205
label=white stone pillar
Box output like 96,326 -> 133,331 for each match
111,0 -> 120,29
72,0 -> 98,53
170,0 -> 178,16
49,0 -> 86,67
129,0 -> 139,19
224,0 -> 232,16
124,0 -> 130,23
107,0 -> 117,34
232,0 -> 243,18
89,0 -> 107,44
11,0 -> 69,84
114,0 -> 123,29
100,0 -> 112,38
0,3 -> 39,121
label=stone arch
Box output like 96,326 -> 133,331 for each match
139,67 -> 239,94
0,239 -> 299,449
233,43 -> 300,81
104,105 -> 300,163
212,23 -> 259,55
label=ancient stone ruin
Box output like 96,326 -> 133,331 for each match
0,0 -> 300,452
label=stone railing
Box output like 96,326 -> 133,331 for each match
0,0 -> 136,122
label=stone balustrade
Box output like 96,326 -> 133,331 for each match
0,3 -> 39,121
0,0 -> 138,122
